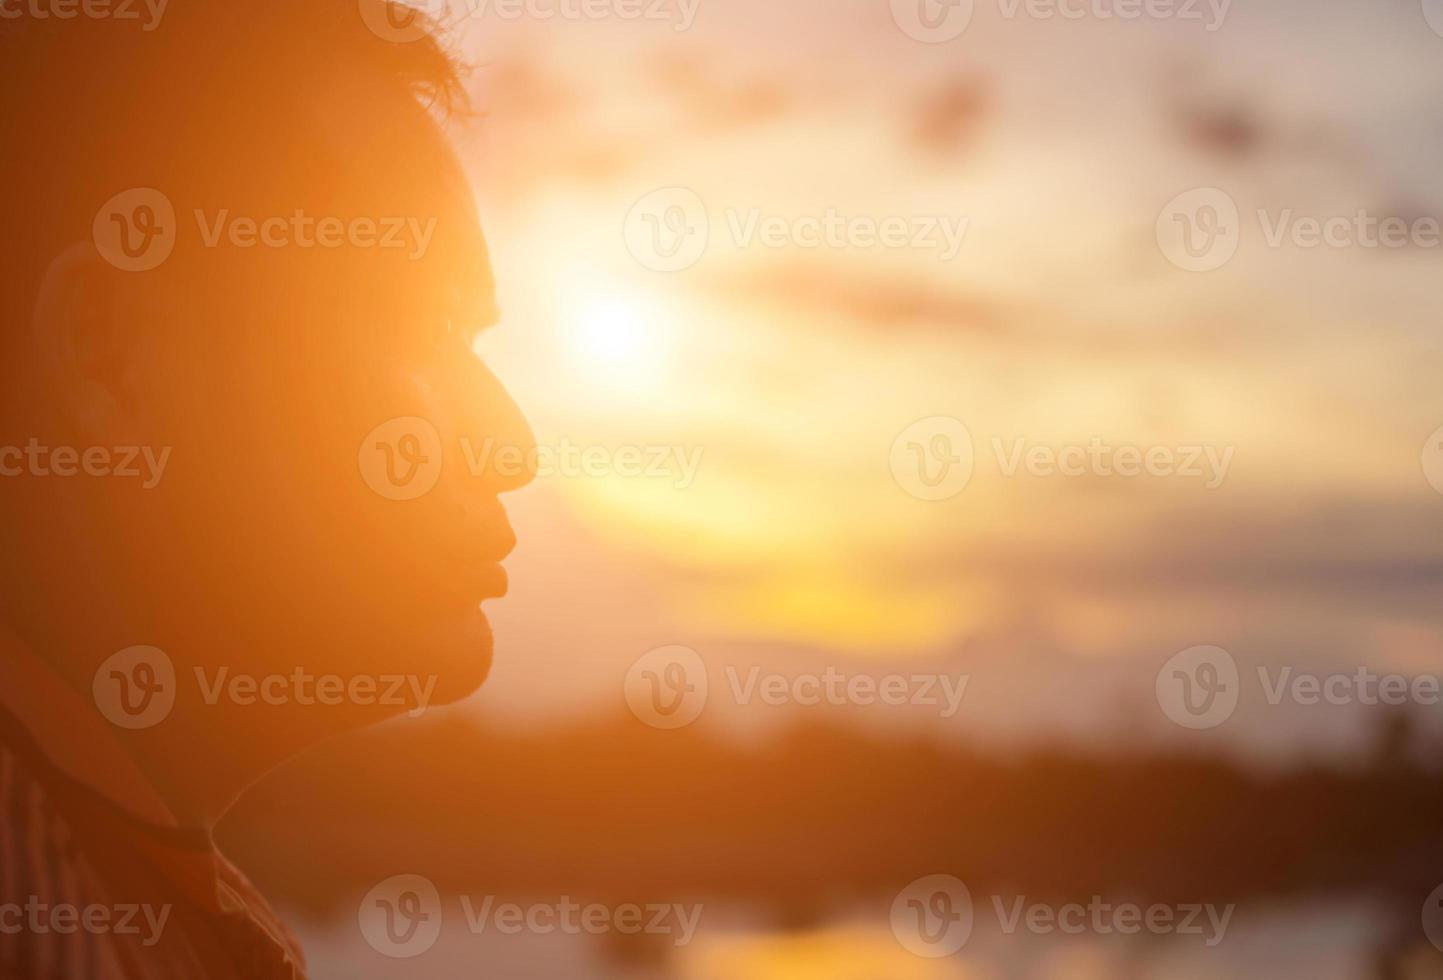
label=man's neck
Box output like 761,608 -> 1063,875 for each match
113,724 -> 253,830
0,625 -> 247,830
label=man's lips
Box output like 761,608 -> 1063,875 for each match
428,553 -> 510,610
433,500 -> 517,605
472,561 -> 509,601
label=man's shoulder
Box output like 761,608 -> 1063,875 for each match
211,849 -> 309,978
0,738 -> 200,979
0,730 -> 303,980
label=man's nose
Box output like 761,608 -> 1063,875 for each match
461,360 -> 536,495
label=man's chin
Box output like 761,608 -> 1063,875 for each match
413,604 -> 496,708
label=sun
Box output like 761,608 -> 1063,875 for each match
561,282 -> 669,390
574,294 -> 651,368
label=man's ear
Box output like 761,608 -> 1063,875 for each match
30,243 -> 150,444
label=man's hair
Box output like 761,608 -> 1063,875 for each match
0,0 -> 469,332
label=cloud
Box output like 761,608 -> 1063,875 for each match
719,261 -> 1014,338
909,74 -> 991,155
647,49 -> 797,130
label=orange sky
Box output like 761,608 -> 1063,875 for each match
423,0 -> 1443,762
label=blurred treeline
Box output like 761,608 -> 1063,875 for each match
220,710 -> 1443,922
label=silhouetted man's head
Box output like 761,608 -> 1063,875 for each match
0,0 -> 533,819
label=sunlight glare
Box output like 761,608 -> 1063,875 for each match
561,281 -> 668,391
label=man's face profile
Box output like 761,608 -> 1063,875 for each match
0,0 -> 533,782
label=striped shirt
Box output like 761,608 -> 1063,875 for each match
0,636 -> 305,980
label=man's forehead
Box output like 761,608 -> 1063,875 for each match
309,68 -> 498,326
